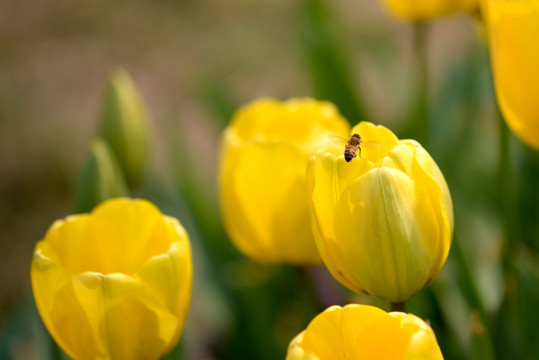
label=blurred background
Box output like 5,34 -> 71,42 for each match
1,0 -> 538,359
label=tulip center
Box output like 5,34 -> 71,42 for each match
41,209 -> 177,275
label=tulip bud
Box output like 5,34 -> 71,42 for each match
74,139 -> 129,213
287,304 -> 444,360
381,0 -> 479,21
31,198 -> 192,360
98,68 -> 151,185
307,122 -> 453,302
484,0 -> 539,150
219,98 -> 349,265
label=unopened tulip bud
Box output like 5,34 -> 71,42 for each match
74,138 -> 129,213
307,122 -> 453,302
98,68 -> 150,185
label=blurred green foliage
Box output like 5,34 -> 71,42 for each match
301,0 -> 367,124
1,0 -> 538,359
73,139 -> 129,214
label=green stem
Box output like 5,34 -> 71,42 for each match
412,21 -> 429,148
470,310 -> 497,360
452,235 -> 487,320
497,111 -> 515,274
49,335 -> 64,360
390,302 -> 406,312
297,267 -> 324,313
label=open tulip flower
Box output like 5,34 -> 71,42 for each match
287,304 -> 443,360
307,122 -> 453,303
381,0 -> 479,21
485,0 -> 539,150
31,198 -> 192,360
219,98 -> 349,265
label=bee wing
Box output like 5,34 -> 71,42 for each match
361,140 -> 382,148
328,134 -> 349,145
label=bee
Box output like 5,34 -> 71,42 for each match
329,133 -> 380,162
344,133 -> 362,162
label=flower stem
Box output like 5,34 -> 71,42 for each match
412,21 -> 429,148
497,111 -> 515,273
390,301 -> 406,312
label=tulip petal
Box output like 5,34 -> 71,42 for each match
351,122 -> 399,164
221,137 -> 321,264
381,0 -> 476,21
41,215 -> 94,274
335,167 -> 431,301
410,155 -> 452,283
301,305 -> 388,359
231,98 -> 349,144
32,263 -> 180,360
89,198 -> 172,274
487,0 -> 539,149
43,199 -> 173,275
392,141 -> 452,282
400,140 -> 454,233
74,272 -> 178,360
135,218 -> 192,353
287,332 -> 320,360
307,151 -> 371,292
353,312 -> 411,359
391,312 -> 444,360
32,246 -> 97,360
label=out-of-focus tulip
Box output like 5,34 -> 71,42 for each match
98,68 -> 151,186
74,139 -> 129,213
31,198 -> 192,360
219,98 -> 349,265
485,0 -> 539,150
287,304 -> 443,360
381,0 -> 479,21
306,122 -> 453,302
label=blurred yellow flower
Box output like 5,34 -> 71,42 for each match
219,98 -> 349,265
485,0 -> 539,150
306,122 -> 453,302
381,0 -> 479,21
31,198 -> 192,360
287,304 -> 443,360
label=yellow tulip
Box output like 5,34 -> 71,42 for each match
287,304 -> 443,360
381,0 -> 479,21
306,122 -> 453,302
485,0 -> 539,150
31,198 -> 192,360
219,98 -> 350,265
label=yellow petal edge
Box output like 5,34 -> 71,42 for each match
286,304 -> 443,360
